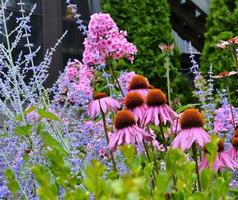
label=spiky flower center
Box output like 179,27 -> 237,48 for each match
146,89 -> 167,106
148,84 -> 155,89
93,92 -> 108,100
233,128 -> 238,137
217,139 -> 224,152
232,138 -> 238,148
129,75 -> 148,90
115,110 -> 136,129
180,109 -> 204,129
125,92 -> 144,109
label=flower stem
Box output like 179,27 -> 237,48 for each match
109,63 -> 125,97
192,143 -> 201,191
142,139 -> 151,162
146,126 -> 159,172
99,100 -> 118,173
231,47 -> 238,70
142,140 -> 156,189
165,56 -> 171,106
158,115 -> 168,151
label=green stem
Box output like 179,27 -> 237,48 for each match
192,143 -> 201,191
165,56 -> 171,106
142,140 -> 151,162
231,47 -> 238,70
226,82 -> 236,129
158,115 -> 168,151
146,126 -> 159,172
109,63 -> 125,97
99,100 -> 118,173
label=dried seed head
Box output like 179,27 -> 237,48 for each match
93,92 -> 108,100
146,89 -> 167,106
180,109 -> 204,129
115,110 -> 136,129
129,75 -> 148,90
217,139 -> 224,152
125,92 -> 144,109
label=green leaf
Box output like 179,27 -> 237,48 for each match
32,166 -> 58,200
200,168 -> 212,190
15,125 -> 33,136
15,106 -> 36,121
4,169 -> 19,198
24,106 -> 36,115
41,132 -> 67,156
37,109 -> 62,122
176,103 -> 199,113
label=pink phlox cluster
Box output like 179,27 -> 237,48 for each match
65,60 -> 81,81
57,59 -> 93,104
83,13 -> 137,66
26,110 -> 39,124
214,104 -> 238,133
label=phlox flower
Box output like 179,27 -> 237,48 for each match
87,92 -> 120,118
26,110 -> 39,124
83,13 -> 137,66
171,108 -> 210,151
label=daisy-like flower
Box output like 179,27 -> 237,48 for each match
213,71 -> 238,79
216,36 -> 238,49
171,108 -> 210,151
143,89 -> 178,126
128,75 -> 150,98
87,92 -> 120,118
108,110 -> 153,152
125,91 -> 147,125
199,139 -> 238,172
229,128 -> 238,160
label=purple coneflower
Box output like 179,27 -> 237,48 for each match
87,92 -> 120,118
109,110 -> 153,152
229,128 -> 238,160
199,139 -> 238,172
171,108 -> 210,151
128,75 -> 150,98
125,91 -> 147,125
143,89 -> 178,126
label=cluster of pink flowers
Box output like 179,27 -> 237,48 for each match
214,104 -> 238,133
26,110 -> 39,124
57,59 -> 93,104
83,13 -> 137,66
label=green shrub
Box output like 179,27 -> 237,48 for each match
201,0 -> 238,104
201,0 -> 238,71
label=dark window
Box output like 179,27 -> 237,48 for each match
1,0 -> 96,87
